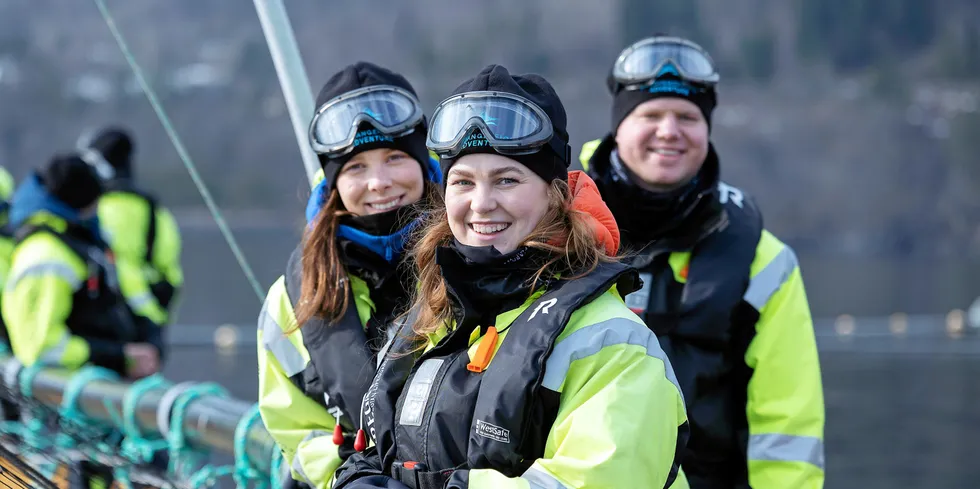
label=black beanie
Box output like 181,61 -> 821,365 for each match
609,68 -> 717,134
313,62 -> 430,189
41,154 -> 104,210
438,64 -> 571,185
84,127 -> 134,179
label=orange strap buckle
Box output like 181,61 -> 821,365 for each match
467,326 -> 498,373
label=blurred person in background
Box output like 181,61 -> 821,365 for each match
1,154 -> 165,488
0,165 -> 15,224
0,165 -> 17,305
257,61 -> 442,489
579,35 -> 825,489
0,164 -> 17,333
78,127 -> 183,326
0,165 -> 17,422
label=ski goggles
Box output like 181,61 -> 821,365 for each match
426,91 -> 567,160
308,85 -> 424,157
75,132 -> 116,181
611,36 -> 719,92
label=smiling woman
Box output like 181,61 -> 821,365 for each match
256,61 -> 444,489
335,148 -> 425,216
332,64 -> 688,489
444,153 -> 550,254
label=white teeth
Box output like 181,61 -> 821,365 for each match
654,149 -> 681,155
369,199 -> 399,211
471,223 -> 510,234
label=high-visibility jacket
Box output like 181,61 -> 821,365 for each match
259,247 -> 404,489
2,211 -> 164,374
98,184 -> 182,324
580,137 -> 825,489
341,262 -> 689,489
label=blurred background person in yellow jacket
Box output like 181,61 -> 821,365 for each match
0,164 -> 18,329
78,126 -> 183,326
2,153 -> 163,378
0,164 -> 18,422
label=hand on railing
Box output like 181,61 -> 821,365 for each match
123,343 -> 160,379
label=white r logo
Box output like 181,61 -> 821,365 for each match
717,182 -> 744,209
528,298 -> 558,321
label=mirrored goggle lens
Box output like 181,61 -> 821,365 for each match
429,96 -> 545,145
618,41 -> 716,80
312,90 -> 419,147
79,149 -> 115,180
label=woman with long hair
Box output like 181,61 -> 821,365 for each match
257,61 -> 441,489
333,64 -> 688,489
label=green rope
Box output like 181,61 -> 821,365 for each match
113,374 -> 173,489
7,365 -> 276,489
122,374 -> 172,461
18,363 -> 43,400
58,365 -> 118,422
54,366 -> 127,470
165,382 -> 228,481
187,464 -> 235,489
269,446 -> 284,489
90,0 -> 264,303
232,404 -> 269,488
16,364 -> 53,451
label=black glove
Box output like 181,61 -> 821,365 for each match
150,281 -> 177,309
333,447 -> 384,489
342,475 -> 411,489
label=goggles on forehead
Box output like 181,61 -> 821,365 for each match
308,85 -> 424,157
76,133 -> 116,181
611,36 -> 719,92
426,91 -> 567,160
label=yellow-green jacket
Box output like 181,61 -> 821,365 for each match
258,252 -> 385,489
98,187 -> 182,324
580,138 -> 824,489
2,211 -> 164,374
337,262 -> 689,489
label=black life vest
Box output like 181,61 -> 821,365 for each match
626,183 -> 764,489
14,222 -> 138,345
363,262 -> 665,489
283,246 -> 383,436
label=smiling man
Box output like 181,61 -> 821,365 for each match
580,36 -> 825,489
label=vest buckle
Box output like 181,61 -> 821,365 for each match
466,326 -> 498,373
